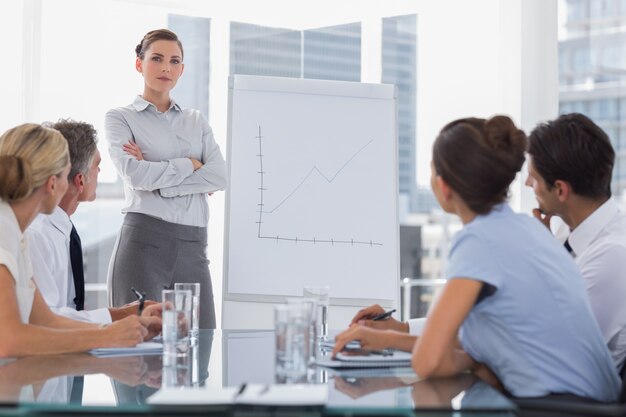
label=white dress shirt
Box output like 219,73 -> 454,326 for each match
408,317 -> 426,336
0,200 -> 36,323
105,96 -> 228,227
567,197 -> 626,370
27,207 -> 111,323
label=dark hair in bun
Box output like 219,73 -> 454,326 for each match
432,115 -> 527,214
135,29 -> 184,60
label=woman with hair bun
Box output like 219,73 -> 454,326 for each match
105,29 -> 227,328
0,123 -> 160,357
334,116 -> 620,402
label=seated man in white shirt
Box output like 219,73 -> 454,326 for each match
28,119 -> 153,324
525,112 -> 626,372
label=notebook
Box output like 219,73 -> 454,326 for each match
315,350 -> 412,368
88,342 -> 163,357
320,340 -> 361,351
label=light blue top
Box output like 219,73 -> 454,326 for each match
447,204 -> 620,402
105,96 -> 227,227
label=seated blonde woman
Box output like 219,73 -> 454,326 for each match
0,123 -> 160,357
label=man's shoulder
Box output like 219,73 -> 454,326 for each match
583,216 -> 626,268
598,211 -> 626,245
26,213 -> 65,247
27,214 -> 51,236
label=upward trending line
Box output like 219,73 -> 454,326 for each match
261,138 -> 375,214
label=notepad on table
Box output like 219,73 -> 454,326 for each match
319,339 -> 361,351
147,384 -> 328,406
89,342 -> 163,357
315,350 -> 412,368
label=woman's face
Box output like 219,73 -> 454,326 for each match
430,160 -> 452,213
136,40 -> 184,95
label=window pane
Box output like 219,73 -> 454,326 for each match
559,0 -> 626,197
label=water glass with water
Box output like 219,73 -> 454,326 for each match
162,289 -> 192,356
274,303 -> 309,383
286,297 -> 317,364
303,285 -> 330,339
174,283 -> 200,340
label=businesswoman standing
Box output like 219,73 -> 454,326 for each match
334,116 -> 620,402
0,124 -> 158,357
106,29 -> 227,328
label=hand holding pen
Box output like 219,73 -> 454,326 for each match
131,287 -> 146,316
349,304 -> 408,333
371,309 -> 396,321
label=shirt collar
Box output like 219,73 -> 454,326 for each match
46,206 -> 73,237
0,199 -> 23,239
568,197 -> 620,256
131,95 -> 182,113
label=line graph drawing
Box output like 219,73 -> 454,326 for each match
255,125 -> 383,246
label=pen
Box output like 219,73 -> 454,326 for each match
131,287 -> 146,316
259,384 -> 270,395
234,383 -> 247,399
371,308 -> 396,321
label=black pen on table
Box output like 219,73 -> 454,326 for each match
371,308 -> 396,321
131,287 -> 146,316
234,383 -> 247,399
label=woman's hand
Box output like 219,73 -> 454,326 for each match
348,304 -> 409,333
332,325 -> 392,356
123,141 -> 144,160
190,158 -> 203,171
350,304 -> 385,325
101,315 -> 147,347
472,362 -> 503,391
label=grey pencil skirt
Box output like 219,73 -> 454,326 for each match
108,212 -> 216,329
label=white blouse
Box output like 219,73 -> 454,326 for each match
0,200 -> 36,323
105,96 -> 228,227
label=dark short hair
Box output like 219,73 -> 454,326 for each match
433,115 -> 527,214
45,119 -> 98,181
136,29 -> 184,60
528,113 -> 615,199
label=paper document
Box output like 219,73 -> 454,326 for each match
316,350 -> 412,368
147,384 -> 328,406
89,342 -> 163,357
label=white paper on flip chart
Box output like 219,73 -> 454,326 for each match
88,342 -> 163,357
147,384 -> 328,406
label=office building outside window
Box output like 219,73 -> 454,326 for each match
559,0 -> 626,198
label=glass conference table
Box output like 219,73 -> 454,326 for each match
0,330 -> 516,416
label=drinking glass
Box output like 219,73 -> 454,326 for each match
286,297 -> 318,365
303,285 -> 330,339
174,283 -> 200,340
162,289 -> 192,356
274,303 -> 309,383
